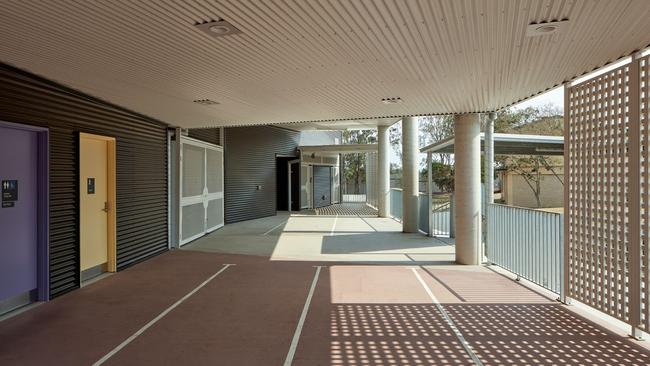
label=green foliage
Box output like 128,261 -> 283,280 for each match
430,162 -> 454,192
341,130 -> 377,193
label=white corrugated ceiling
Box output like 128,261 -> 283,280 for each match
1,0 -> 649,128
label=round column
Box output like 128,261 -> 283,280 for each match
454,114 -> 481,264
377,126 -> 390,217
402,116 -> 419,233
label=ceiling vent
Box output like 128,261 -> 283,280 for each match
381,97 -> 403,105
195,20 -> 242,38
193,99 -> 220,106
526,19 -> 569,37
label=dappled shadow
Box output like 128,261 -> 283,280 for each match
444,303 -> 650,365
319,304 -> 475,365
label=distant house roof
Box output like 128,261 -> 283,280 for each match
420,133 -> 563,156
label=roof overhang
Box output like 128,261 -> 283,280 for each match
1,2 -> 650,127
299,144 -> 377,154
283,118 -> 400,131
420,133 -> 564,156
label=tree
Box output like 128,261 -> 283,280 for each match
419,115 -> 454,165
503,156 -> 563,208
341,129 -> 376,194
429,161 -> 454,192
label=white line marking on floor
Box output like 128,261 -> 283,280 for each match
410,268 -> 484,366
92,264 -> 235,366
330,215 -> 338,236
284,266 -> 323,366
263,221 -> 286,236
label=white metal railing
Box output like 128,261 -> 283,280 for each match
430,199 -> 451,237
487,203 -> 564,296
391,189 -> 452,237
389,188 -> 403,220
342,194 -> 366,203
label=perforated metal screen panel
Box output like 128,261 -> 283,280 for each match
181,203 -> 205,241
182,143 -> 205,198
331,166 -> 340,204
206,148 -> 223,194
301,164 -> 310,209
179,137 -> 224,245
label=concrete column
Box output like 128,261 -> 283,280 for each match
485,112 -> 496,207
426,152 -> 433,237
377,126 -> 390,217
454,114 -> 481,264
402,116 -> 419,233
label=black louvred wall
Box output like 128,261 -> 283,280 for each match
224,126 -> 299,223
188,128 -> 220,146
0,63 -> 169,298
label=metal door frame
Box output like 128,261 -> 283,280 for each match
78,132 -> 117,276
0,121 -> 49,302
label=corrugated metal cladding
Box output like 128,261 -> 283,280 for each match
188,128 -> 220,146
0,63 -> 168,298
224,126 -> 299,223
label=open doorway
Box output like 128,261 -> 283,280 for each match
289,160 -> 300,211
276,156 -> 297,211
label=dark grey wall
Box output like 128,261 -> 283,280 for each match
188,128 -> 220,146
224,126 -> 299,223
0,63 -> 168,298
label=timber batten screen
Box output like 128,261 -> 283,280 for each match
642,55 -> 650,331
566,54 -> 650,333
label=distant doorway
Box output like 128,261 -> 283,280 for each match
289,160 -> 300,211
312,165 -> 332,208
276,156 -> 296,211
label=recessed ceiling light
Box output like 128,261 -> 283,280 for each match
381,97 -> 403,105
193,99 -> 220,106
526,19 -> 568,37
195,20 -> 242,38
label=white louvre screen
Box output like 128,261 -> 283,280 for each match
179,137 -> 224,245
331,166 -> 340,204
301,164 -> 310,209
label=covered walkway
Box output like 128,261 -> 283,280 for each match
306,203 -> 379,217
184,213 -> 454,264
1,249 -> 648,365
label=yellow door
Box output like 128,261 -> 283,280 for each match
80,133 -> 116,274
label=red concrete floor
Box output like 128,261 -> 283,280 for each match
0,250 -> 649,365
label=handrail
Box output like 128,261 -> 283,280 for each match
487,203 -> 564,295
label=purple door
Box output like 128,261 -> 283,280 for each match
0,126 -> 38,301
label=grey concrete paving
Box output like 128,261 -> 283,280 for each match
183,212 -> 456,264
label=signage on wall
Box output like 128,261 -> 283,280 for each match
2,179 -> 18,208
87,177 -> 95,194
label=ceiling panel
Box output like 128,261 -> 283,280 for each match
1,0 -> 649,128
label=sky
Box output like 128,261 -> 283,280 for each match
512,86 -> 563,111
388,86 -> 565,166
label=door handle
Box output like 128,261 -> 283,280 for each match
102,201 -> 110,213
